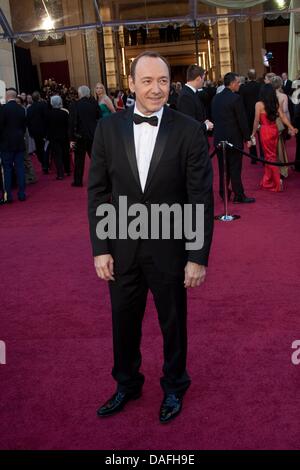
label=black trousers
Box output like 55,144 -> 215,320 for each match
33,136 -> 49,171
50,140 -> 70,178
217,147 -> 244,198
73,138 -> 92,186
294,117 -> 300,171
108,241 -> 191,396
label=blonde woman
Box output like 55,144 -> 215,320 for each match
94,82 -> 116,117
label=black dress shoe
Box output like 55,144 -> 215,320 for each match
159,394 -> 183,424
97,391 -> 142,417
0,198 -> 13,205
233,195 -> 255,204
18,195 -> 26,202
71,182 -> 83,187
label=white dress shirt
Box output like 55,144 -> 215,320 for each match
185,83 -> 197,94
133,105 -> 163,192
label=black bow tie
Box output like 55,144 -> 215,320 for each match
133,113 -> 158,127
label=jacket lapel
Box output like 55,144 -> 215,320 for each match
143,105 -> 174,194
121,107 -> 142,192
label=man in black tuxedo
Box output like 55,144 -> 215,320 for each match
69,86 -> 100,187
27,91 -> 49,174
177,64 -> 214,135
88,51 -> 214,423
0,88 -> 26,203
282,72 -> 292,96
212,72 -> 255,203
239,69 -> 262,164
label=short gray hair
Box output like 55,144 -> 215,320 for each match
50,95 -> 63,109
78,85 -> 90,98
271,75 -> 283,90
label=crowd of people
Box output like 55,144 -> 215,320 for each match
0,79 -> 136,203
168,68 -> 300,199
1,66 -> 300,205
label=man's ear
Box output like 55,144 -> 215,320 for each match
128,75 -> 135,94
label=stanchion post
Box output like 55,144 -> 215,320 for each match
222,140 -> 229,219
215,141 -> 240,222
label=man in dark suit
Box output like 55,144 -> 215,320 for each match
282,72 -> 292,96
177,64 -> 213,134
239,69 -> 262,164
0,88 -> 27,203
47,95 -> 70,180
212,72 -> 255,203
88,51 -> 214,423
69,86 -> 100,187
27,91 -> 49,174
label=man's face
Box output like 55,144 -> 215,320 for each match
129,57 -> 170,115
231,77 -> 240,92
197,74 -> 205,89
282,73 -> 287,81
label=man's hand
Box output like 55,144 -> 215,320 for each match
94,254 -> 115,281
205,120 -> 214,131
246,140 -> 252,148
184,262 -> 206,288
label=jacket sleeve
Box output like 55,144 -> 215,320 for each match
69,101 -> 77,140
26,106 -> 33,137
87,120 -> 112,257
234,95 -> 251,142
185,124 -> 214,266
178,94 -> 207,133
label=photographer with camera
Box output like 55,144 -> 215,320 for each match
69,86 -> 101,187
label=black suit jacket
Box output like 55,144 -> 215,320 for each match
283,79 -> 292,96
211,87 -> 250,147
27,100 -> 48,138
88,106 -> 214,274
239,80 -> 261,128
47,108 -> 69,142
69,97 -> 101,141
0,100 -> 26,152
177,85 -> 207,133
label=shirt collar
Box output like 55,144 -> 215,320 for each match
134,104 -> 164,125
185,83 -> 197,93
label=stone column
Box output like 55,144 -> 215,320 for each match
0,0 -> 15,88
80,0 -> 101,90
215,8 -> 232,79
62,0 -> 89,88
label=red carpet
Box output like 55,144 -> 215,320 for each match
1,141 -> 300,450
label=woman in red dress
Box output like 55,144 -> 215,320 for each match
251,84 -> 297,192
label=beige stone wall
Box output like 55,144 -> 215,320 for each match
229,19 -> 264,77
0,0 -> 15,87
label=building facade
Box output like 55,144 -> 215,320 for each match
4,0 -> 291,92
0,0 -> 15,88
